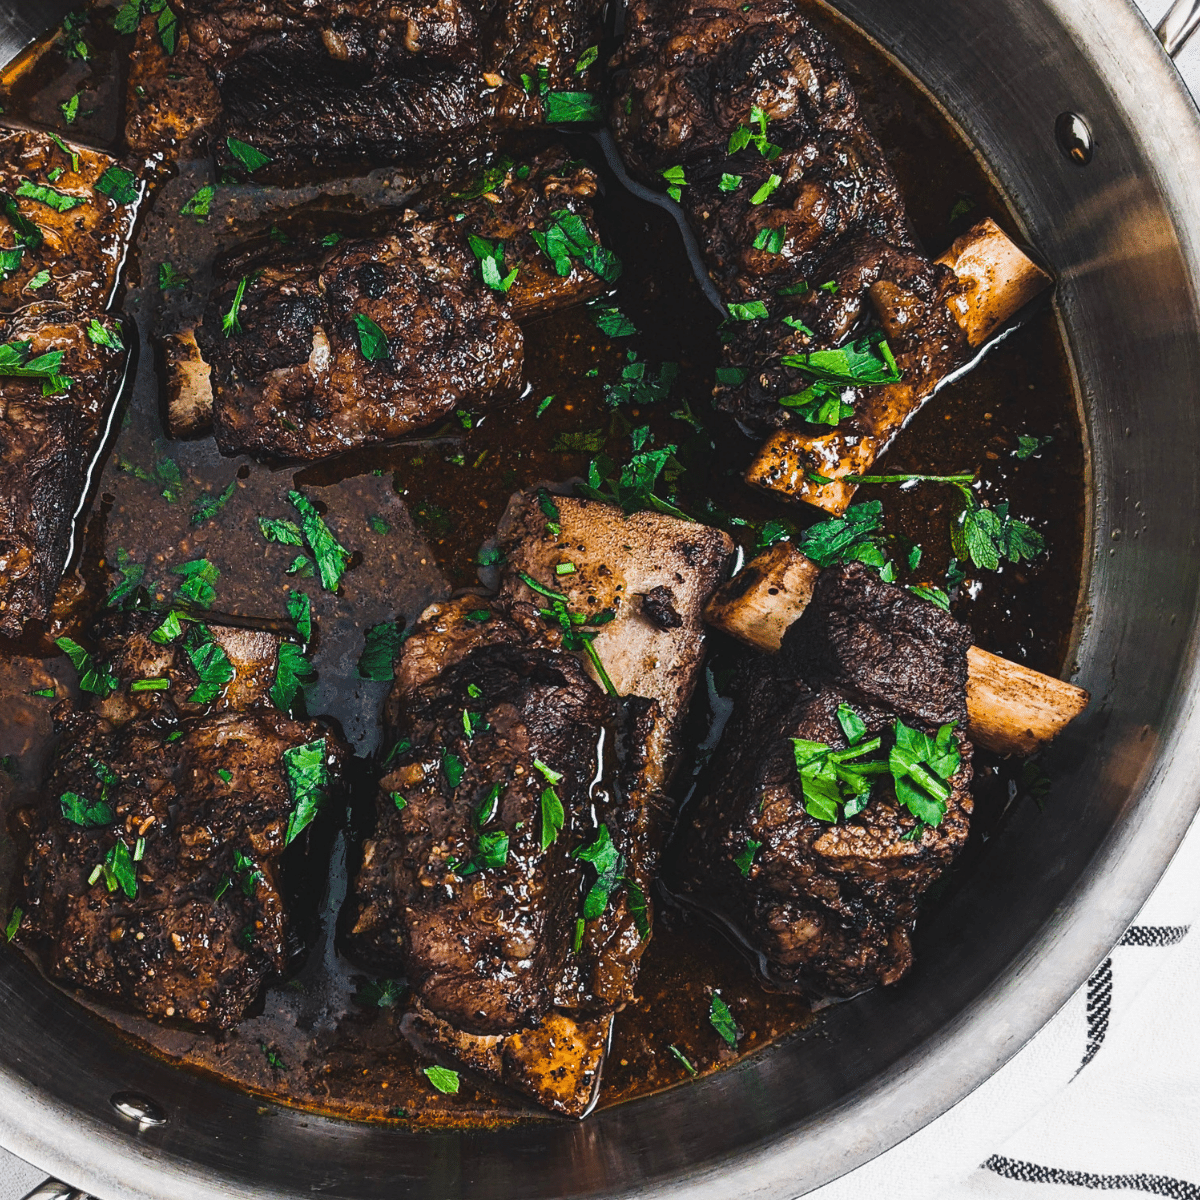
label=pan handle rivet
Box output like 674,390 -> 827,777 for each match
110,1092 -> 168,1130
1055,112 -> 1094,165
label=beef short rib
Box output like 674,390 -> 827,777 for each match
18,613 -> 349,1028
674,562 -> 974,997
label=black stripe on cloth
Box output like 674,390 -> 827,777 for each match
1081,956 -> 1112,1070
984,1155 -> 1200,1199
1118,926 -> 1190,947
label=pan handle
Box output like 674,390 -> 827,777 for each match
1157,0 -> 1200,56
19,1179 -> 94,1200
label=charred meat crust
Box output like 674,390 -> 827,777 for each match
18,614 -> 349,1028
609,0 -> 967,432
181,148 -> 607,460
124,0 -> 606,169
674,562 -> 974,998
0,306 -> 128,637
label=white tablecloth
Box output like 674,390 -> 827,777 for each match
2,1 -> 1197,1197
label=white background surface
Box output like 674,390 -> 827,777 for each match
1,1 -> 1198,1197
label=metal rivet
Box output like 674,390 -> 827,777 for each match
110,1092 -> 168,1129
1055,112 -> 1093,165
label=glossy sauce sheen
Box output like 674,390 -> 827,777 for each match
0,2 -> 1086,1124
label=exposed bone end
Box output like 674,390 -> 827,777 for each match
402,1001 -> 610,1119
965,645 -> 1089,756
743,430 -> 878,516
703,541 -> 821,652
744,220 -> 1051,516
161,330 -> 214,439
937,218 -> 1052,347
703,546 -> 1090,754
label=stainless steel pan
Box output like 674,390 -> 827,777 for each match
5,0 -> 1200,1196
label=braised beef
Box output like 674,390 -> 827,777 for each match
673,562 -> 974,997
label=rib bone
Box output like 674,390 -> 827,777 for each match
744,220 -> 1052,515
703,541 -> 1088,756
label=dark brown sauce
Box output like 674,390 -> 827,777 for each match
0,1 -> 1086,1125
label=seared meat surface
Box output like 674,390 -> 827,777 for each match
609,0 -> 967,431
674,562 -> 974,997
174,148 -> 609,458
348,492 -> 732,1113
19,613 -> 349,1028
0,306 -> 128,637
126,0 -> 604,169
0,130 -> 141,314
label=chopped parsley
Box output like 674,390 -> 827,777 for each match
190,479 -> 237,525
466,234 -> 519,293
271,642 -> 314,711
25,268 -> 50,291
753,226 -> 785,254
422,1065 -> 460,1094
661,164 -> 687,202
284,738 -> 330,844
531,210 -> 621,282
728,106 -> 782,159
442,749 -> 465,789
85,319 -> 123,351
797,501 -> 888,569
518,571 -> 619,695
184,627 -> 234,704
4,907 -> 21,942
733,838 -> 761,877
668,1044 -> 697,1075
258,517 -> 303,546
180,185 -> 214,222
95,166 -> 139,206
16,180 -> 83,214
778,328 -> 900,425
588,301 -> 637,338
576,429 -> 688,521
89,840 -> 137,899
602,350 -> 677,408
60,790 -> 115,828
61,93 -> 80,124
0,340 -> 72,396
225,136 -> 272,173
172,557 -> 220,607
575,45 -> 599,72
719,173 -> 743,192
573,824 -> 624,920
130,677 -> 169,691
357,621 -> 407,681
55,636 -> 116,697
289,490 -> 352,592
1015,433 -> 1053,459
354,978 -> 406,1008
543,91 -> 601,123
728,300 -> 768,321
709,994 -> 738,1046
222,276 -> 248,337
353,313 -> 391,360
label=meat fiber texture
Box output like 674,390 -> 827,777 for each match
0,130 -> 143,635
0,306 -> 127,636
674,561 -> 975,998
347,492 -> 733,1114
608,0 -> 966,431
18,612 -> 349,1029
124,0 -> 607,171
178,148 -> 610,459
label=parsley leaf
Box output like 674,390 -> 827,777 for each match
284,738 -> 329,844
354,313 -> 391,360
588,301 -> 637,338
55,636 -> 116,696
258,516 -> 303,546
573,824 -> 624,920
184,629 -> 234,704
226,136 -> 272,173
602,350 -> 677,408
949,493 -> 1045,572
180,185 -> 214,222
1015,433 -> 1053,459
709,994 -> 738,1046
750,173 -> 781,205
60,790 -> 115,828
797,501 -> 888,569
423,1065 -> 460,1094
669,1044 -> 697,1075
357,621 -> 407,681
222,276 -> 248,337
289,490 -> 351,592
719,173 -> 743,192
531,209 -> 621,282
728,300 -> 768,320
540,785 -> 564,850
190,479 -> 236,525
543,91 -> 601,123
91,840 -> 137,899
575,45 -> 599,72
172,557 -> 219,607
467,234 -> 519,293
661,164 -> 687,202
271,642 -> 314,711
95,166 -> 139,205
753,226 -> 785,254
17,179 -> 84,213
0,340 -> 72,396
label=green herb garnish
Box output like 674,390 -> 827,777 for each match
354,313 -> 391,360
357,621 -> 407,681
284,738 -> 329,844
226,136 -> 272,173
709,994 -> 737,1046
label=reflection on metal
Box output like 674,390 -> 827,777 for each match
0,0 -> 74,68
20,1180 -> 92,1200
109,1092 -> 168,1130
1055,112 -> 1094,165
1157,0 -> 1200,57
